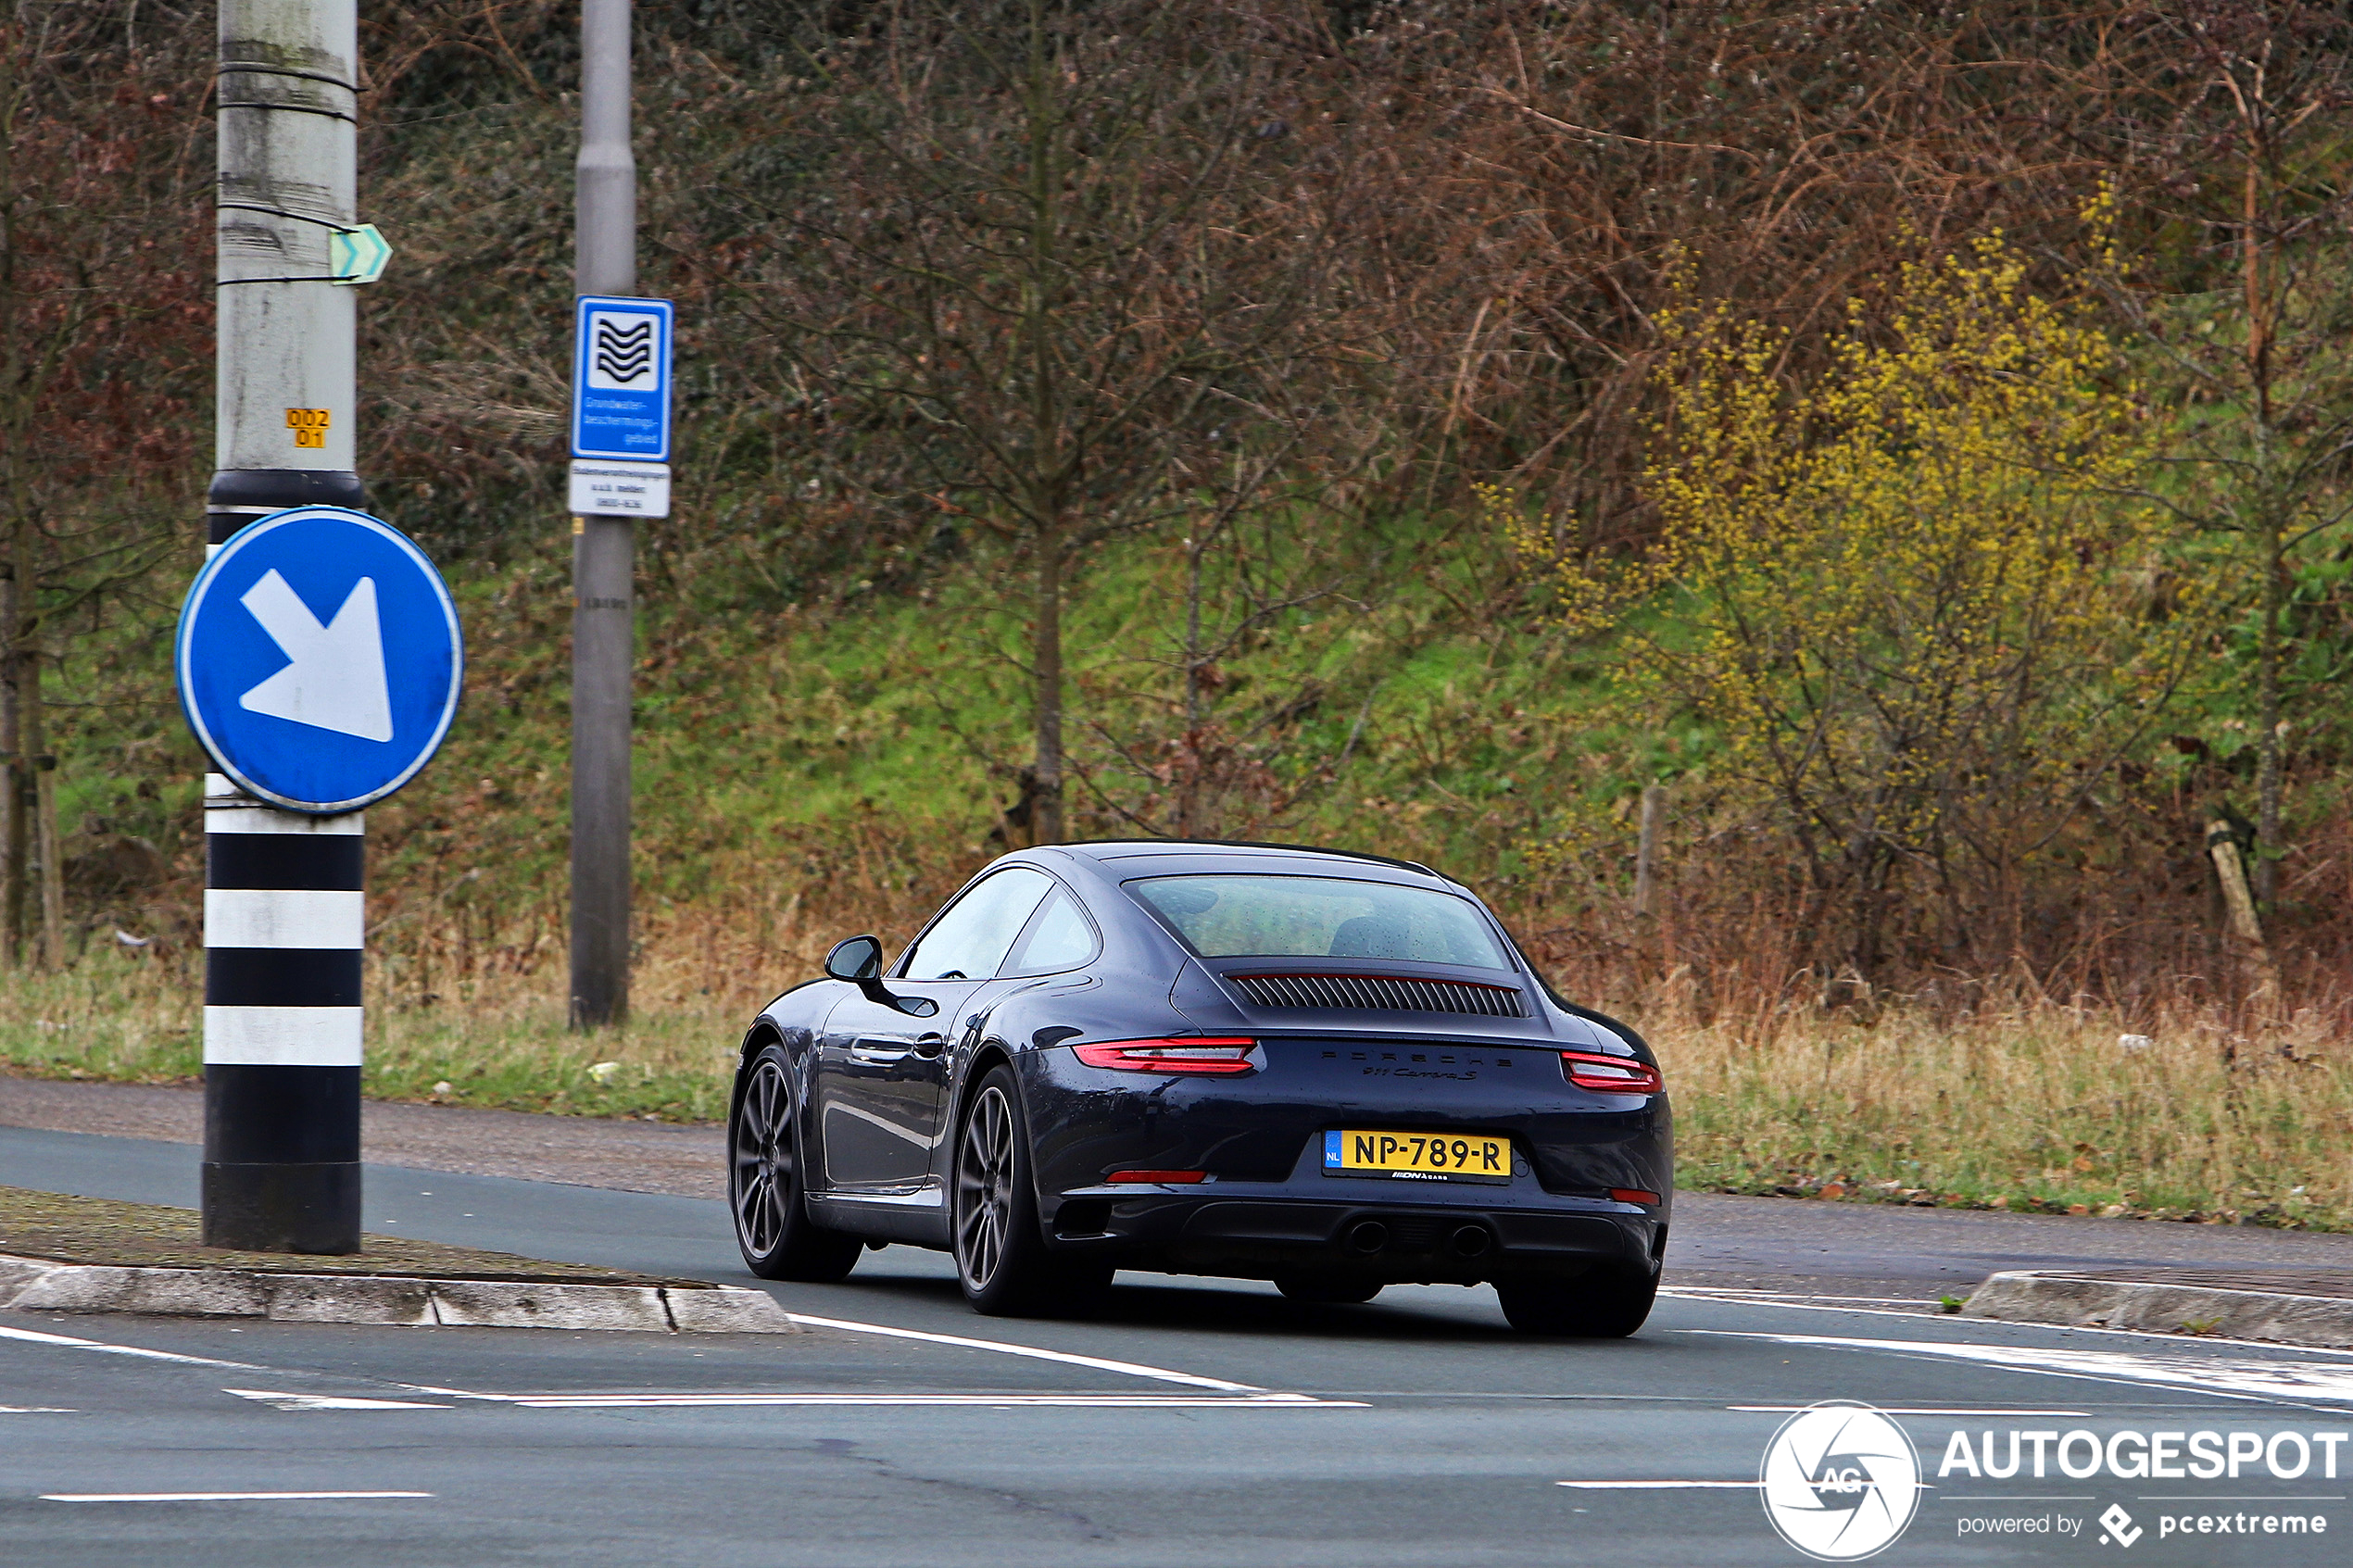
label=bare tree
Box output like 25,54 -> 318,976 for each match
730,0 -> 1379,843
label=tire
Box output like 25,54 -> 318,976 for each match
953,1065 -> 1110,1316
1275,1273 -> 1384,1305
729,1044 -> 863,1282
1496,1267 -> 1658,1337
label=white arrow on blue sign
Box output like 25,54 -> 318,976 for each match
573,295 -> 673,462
177,508 -> 462,814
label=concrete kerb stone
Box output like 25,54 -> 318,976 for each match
1964,1269 -> 2353,1349
0,1251 -> 798,1334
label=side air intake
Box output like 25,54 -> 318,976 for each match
1229,972 -> 1528,1017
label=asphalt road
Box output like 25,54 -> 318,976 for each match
4,1123 -> 2352,1565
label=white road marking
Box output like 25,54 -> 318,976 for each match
44,1491 -> 432,1503
224,1389 -> 452,1411
777,1311 -> 1263,1392
1661,1290 -> 2353,1355
0,1323 -> 256,1370
1558,1480 -> 1763,1489
0,1406 -> 76,1413
1696,1331 -> 2353,1406
1728,1406 -> 2090,1416
485,1391 -> 1354,1409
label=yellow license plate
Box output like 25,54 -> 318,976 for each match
1324,1129 -> 1511,1184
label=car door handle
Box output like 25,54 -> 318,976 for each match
849,1037 -> 912,1064
909,1033 -> 948,1060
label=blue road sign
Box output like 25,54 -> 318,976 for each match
572,295 -> 673,461
177,508 -> 463,815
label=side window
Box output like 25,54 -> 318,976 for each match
1005,887 -> 1099,975
900,867 -> 1053,981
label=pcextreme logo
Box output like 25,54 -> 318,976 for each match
1760,1401 -> 1922,1561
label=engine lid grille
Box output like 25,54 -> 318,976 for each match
1229,972 -> 1528,1017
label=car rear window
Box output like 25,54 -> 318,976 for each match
1128,874 -> 1510,969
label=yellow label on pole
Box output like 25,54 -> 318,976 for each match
285,408 -> 331,449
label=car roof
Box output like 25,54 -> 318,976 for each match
1054,839 -> 1446,884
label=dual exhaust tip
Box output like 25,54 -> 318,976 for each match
1344,1220 -> 1491,1259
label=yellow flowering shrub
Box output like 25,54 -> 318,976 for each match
1517,233 -> 2203,972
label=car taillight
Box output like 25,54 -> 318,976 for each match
1560,1051 -> 1662,1095
1072,1037 -> 1257,1075
1105,1169 -> 1208,1184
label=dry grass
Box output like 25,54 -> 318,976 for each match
1654,987 -> 2353,1229
7,896 -> 2353,1233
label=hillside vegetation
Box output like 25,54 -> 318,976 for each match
7,1 -> 2353,1225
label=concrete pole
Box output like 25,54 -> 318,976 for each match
205,0 -> 365,1252
570,0 -> 635,1028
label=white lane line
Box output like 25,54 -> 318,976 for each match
777,1311 -> 1263,1392
1661,1291 -> 2353,1355
1557,1480 -> 1763,1489
0,1323 -> 257,1370
1728,1406 -> 2090,1416
495,1391 -> 1354,1409
1667,1287 -> 1939,1307
43,1491 -> 433,1503
1693,1331 -> 2353,1407
225,1389 -> 453,1411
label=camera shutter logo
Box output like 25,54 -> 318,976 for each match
1759,1401 -> 1921,1561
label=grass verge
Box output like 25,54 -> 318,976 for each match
7,945 -> 2350,1232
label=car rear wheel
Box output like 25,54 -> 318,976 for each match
955,1066 -> 1110,1316
730,1045 -> 862,1282
1275,1273 -> 1384,1305
1495,1267 -> 1657,1336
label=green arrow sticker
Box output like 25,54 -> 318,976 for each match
329,223 -> 392,286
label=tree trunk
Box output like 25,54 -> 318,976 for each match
0,563 -> 18,967
1031,521 -> 1064,845
2256,507 -> 2283,907
13,611 -> 58,968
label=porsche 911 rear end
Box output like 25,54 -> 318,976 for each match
1010,854 -> 1672,1333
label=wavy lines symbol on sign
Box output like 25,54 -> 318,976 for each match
594,319 -> 654,383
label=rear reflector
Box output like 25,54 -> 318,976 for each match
1072,1038 -> 1257,1075
1560,1051 -> 1664,1095
1609,1188 -> 1662,1206
1105,1170 -> 1208,1185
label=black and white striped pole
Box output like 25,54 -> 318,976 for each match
185,0 -> 448,1254
200,779 -> 365,1250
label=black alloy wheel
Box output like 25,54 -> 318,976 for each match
1494,1265 -> 1658,1336
1275,1273 -> 1384,1305
953,1064 -> 1109,1316
730,1044 -> 862,1282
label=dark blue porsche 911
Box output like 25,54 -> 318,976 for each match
727,840 -> 1671,1335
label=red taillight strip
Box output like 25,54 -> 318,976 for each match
1071,1037 -> 1258,1075
1609,1187 -> 1662,1206
1105,1170 -> 1208,1184
1560,1050 -> 1663,1095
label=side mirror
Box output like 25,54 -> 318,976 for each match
824,935 -> 884,983
822,935 -> 937,1017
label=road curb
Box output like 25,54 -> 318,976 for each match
0,1251 -> 797,1334
1963,1269 -> 2353,1348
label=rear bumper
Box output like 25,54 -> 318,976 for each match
1042,1188 -> 1662,1286
1014,1035 -> 1669,1285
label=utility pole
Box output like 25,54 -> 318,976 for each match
204,0 -> 366,1251
570,0 -> 636,1028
